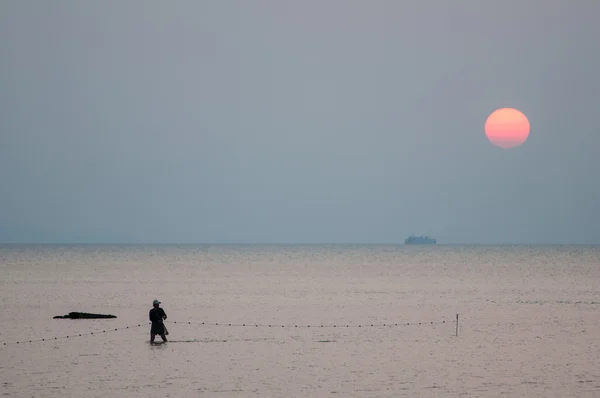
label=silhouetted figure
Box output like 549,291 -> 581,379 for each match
149,299 -> 167,343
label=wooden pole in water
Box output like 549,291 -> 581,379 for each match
455,314 -> 459,336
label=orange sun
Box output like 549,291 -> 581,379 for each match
484,108 -> 530,149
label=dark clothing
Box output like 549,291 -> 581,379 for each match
149,307 -> 167,335
149,307 -> 166,323
151,321 -> 165,335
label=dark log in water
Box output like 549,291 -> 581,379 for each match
53,312 -> 117,319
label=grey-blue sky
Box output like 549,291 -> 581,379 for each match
1,0 -> 599,244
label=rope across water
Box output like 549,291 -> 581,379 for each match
168,319 -> 451,328
1,323 -> 149,346
1,316 -> 457,346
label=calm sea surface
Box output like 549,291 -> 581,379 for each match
1,244 -> 600,397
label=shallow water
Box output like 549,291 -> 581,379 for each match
1,244 -> 600,397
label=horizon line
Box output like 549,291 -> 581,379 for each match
0,241 -> 598,246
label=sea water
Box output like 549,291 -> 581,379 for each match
1,244 -> 600,397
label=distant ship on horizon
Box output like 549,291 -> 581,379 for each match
404,234 -> 436,244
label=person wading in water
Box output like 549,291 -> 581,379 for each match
149,299 -> 168,343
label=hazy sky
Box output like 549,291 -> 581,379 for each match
1,1 -> 599,244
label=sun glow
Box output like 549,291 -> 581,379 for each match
485,108 -> 530,149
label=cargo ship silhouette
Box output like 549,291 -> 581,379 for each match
404,234 -> 436,244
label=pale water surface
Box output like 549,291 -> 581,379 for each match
1,244 -> 600,397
